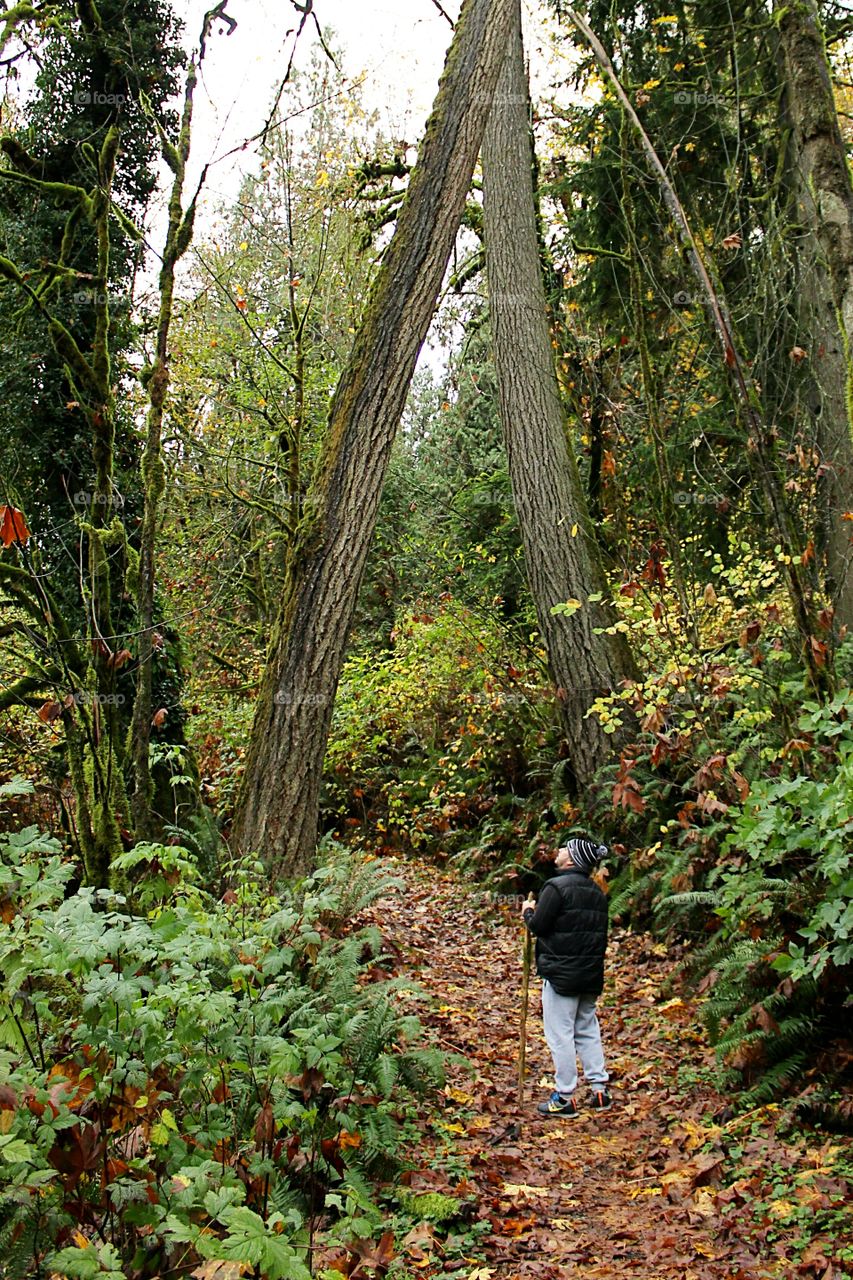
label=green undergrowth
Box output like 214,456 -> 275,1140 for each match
324,599 -> 560,868
602,682 -> 853,1112
0,823 -> 458,1280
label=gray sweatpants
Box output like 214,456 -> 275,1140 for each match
541,979 -> 609,1097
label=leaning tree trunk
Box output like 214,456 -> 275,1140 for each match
776,0 -> 853,634
232,0 -> 516,879
481,0 -> 638,790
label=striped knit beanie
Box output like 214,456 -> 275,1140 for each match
565,837 -> 608,874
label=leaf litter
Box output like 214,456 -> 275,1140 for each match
353,855 -> 853,1280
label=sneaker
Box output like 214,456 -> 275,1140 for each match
590,1088 -> 612,1111
537,1091 -> 580,1117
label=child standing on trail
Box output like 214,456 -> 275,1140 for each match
520,837 -> 612,1117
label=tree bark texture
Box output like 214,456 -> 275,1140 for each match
231,0 -> 517,878
776,0 -> 853,632
482,0 -> 638,790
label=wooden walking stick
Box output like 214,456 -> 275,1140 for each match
517,896 -> 535,1109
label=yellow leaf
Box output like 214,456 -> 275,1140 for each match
71,1230 -> 89,1249
502,1182 -> 548,1197
692,1187 -> 718,1218
768,1199 -> 796,1221
444,1087 -> 475,1104
694,1241 -> 716,1258
191,1263 -> 251,1280
659,997 -> 687,1020
678,1116 -> 717,1151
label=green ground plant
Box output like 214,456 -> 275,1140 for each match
0,823 -> 444,1279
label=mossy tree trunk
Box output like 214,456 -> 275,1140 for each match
481,0 -> 638,791
0,124 -> 129,885
231,0 -> 516,879
776,0 -> 853,635
129,63 -> 200,838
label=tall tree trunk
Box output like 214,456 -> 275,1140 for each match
481,0 -> 638,790
776,0 -> 853,634
232,0 -> 516,879
0,122 -> 130,884
129,62 -> 200,837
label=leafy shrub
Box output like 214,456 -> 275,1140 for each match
325,601 -> 554,860
0,832 -> 444,1279
573,548 -> 853,1104
648,691 -> 853,1102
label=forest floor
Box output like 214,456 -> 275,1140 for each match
353,856 -> 853,1280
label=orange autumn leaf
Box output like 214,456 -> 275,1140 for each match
47,1062 -> 94,1111
0,506 -> 30,548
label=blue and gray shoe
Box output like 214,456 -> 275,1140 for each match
536,1091 -> 580,1117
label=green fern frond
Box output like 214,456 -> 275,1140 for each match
608,868 -> 659,921
658,890 -> 721,912
739,1050 -> 810,1108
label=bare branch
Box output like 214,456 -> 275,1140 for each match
200,0 -> 236,60
429,0 -> 455,27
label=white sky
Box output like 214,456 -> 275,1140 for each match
178,0 -> 564,220
162,0 -> 572,374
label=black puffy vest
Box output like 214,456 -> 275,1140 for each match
534,870 -> 608,996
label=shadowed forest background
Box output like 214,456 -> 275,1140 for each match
0,0 -> 852,1276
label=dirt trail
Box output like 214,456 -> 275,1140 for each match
358,856 -> 795,1280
